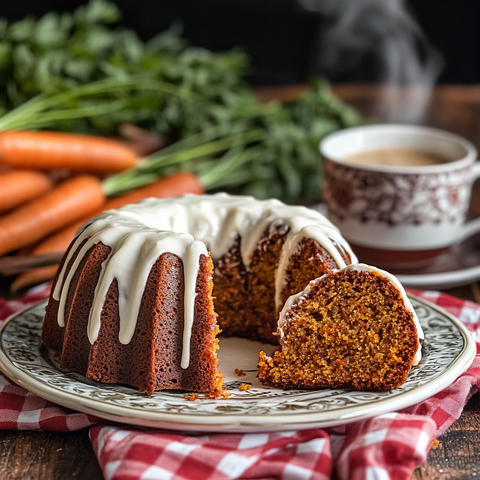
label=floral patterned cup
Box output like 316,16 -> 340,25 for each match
320,125 -> 480,268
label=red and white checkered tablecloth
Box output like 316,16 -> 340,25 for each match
1,283 -> 479,480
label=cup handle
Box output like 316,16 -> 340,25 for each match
458,161 -> 480,243
473,161 -> 480,181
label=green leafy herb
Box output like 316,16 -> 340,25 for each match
0,1 -> 362,202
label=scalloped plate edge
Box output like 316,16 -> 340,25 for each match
0,295 -> 476,432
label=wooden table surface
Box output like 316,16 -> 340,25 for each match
2,84 -> 480,479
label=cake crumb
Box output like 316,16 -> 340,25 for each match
235,368 -> 246,377
207,392 -> 220,399
206,386 -> 229,399
431,439 -> 440,449
183,393 -> 199,401
239,383 -> 251,391
222,388 -> 231,399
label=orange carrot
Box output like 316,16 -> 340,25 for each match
11,265 -> 58,292
0,175 -> 105,257
0,130 -> 138,173
11,171 -> 203,290
0,170 -> 54,212
105,170 -> 203,209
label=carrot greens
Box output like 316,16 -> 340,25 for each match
0,1 -> 362,202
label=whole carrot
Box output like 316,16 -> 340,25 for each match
0,170 -> 54,212
11,171 -> 203,291
10,265 -> 58,292
0,130 -> 138,173
105,170 -> 203,209
28,171 -> 203,254
0,175 -> 105,257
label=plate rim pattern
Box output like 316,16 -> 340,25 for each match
0,294 -> 475,432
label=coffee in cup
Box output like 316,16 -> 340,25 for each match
344,148 -> 448,168
320,125 -> 480,269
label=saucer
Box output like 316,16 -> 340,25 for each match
309,204 -> 480,291
391,232 -> 480,290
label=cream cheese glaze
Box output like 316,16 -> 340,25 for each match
52,193 -> 357,369
277,263 -> 424,365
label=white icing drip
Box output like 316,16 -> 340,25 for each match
181,240 -> 209,369
53,221 -> 207,369
54,223 -> 111,327
277,263 -> 424,366
53,193 -> 355,370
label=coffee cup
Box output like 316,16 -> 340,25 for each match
320,124 -> 480,269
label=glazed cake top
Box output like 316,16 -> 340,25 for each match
53,193 -> 357,368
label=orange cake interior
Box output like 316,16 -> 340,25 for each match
258,266 -> 422,391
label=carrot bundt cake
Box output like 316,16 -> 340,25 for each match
258,264 -> 423,391
42,193 -> 357,395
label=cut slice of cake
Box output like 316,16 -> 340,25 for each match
258,264 -> 423,391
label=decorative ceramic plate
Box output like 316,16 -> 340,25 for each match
0,296 -> 475,433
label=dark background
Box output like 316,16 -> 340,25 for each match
1,0 -> 479,86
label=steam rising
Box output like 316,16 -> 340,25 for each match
299,0 -> 444,123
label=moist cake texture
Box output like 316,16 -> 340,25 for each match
258,264 -> 423,391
